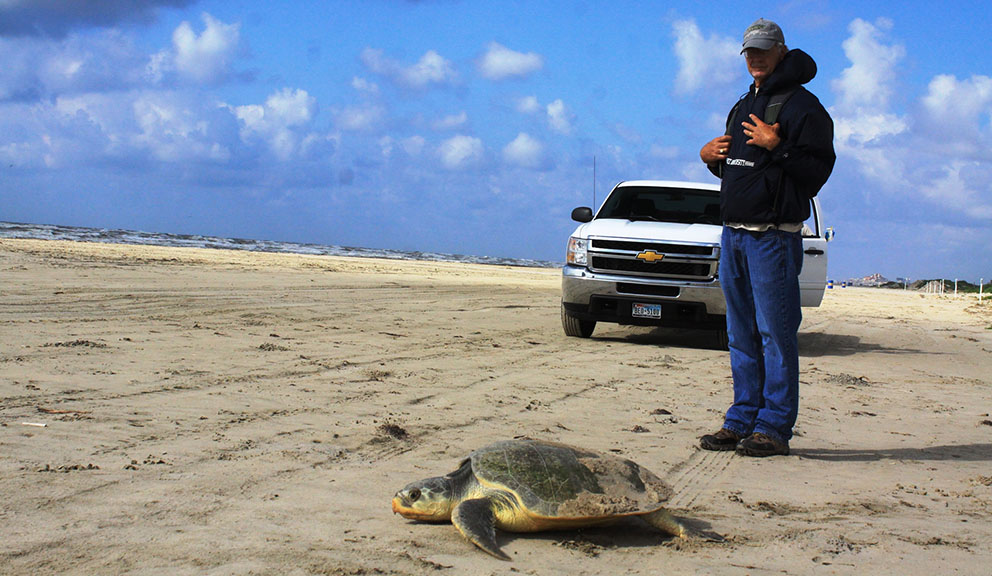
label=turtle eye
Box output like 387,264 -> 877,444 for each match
408,489 -> 421,502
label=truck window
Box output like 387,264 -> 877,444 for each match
598,186 -> 721,225
803,201 -> 820,237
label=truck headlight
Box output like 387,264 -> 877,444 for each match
566,237 -> 588,266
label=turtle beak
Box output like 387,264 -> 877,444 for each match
392,492 -> 445,521
392,493 -> 420,518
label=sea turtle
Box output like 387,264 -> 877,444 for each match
391,439 -> 691,560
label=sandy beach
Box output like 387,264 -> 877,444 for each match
1,238 -> 990,575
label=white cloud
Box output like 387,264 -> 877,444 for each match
833,112 -> 907,147
546,99 -> 573,134
174,15 -> 235,78
828,18 -> 908,191
235,88 -> 319,159
333,105 -> 384,131
502,132 -> 545,168
437,134 -> 482,169
402,135 -> 425,156
33,96 -> 117,166
264,88 -> 316,127
478,43 -> 543,80
835,146 -> 906,198
351,76 -> 379,96
46,90 -> 238,165
920,74 -> 992,144
671,19 -> 740,95
0,31 -> 150,99
832,18 -> 904,113
300,132 -> 337,159
361,48 -> 457,89
378,135 -> 394,158
516,95 -> 540,114
158,13 -> 241,84
923,74 -> 992,118
338,77 -> 384,131
145,50 -> 169,84
11,77 -> 326,193
405,51 -> 456,87
432,111 -> 467,131
611,122 -> 641,145
924,161 -> 992,220
649,144 -> 679,159
828,18 -> 992,224
132,93 -> 230,162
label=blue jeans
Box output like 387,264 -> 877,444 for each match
719,227 -> 803,443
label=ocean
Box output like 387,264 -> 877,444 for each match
0,221 -> 559,269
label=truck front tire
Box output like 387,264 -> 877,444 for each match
716,328 -> 729,350
561,303 -> 596,338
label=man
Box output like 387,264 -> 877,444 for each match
698,19 -> 835,457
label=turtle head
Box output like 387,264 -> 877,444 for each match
392,476 -> 455,521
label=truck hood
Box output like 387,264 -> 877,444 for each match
573,218 -> 722,245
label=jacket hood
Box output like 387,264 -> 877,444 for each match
761,49 -> 817,93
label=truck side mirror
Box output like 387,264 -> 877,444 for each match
571,207 -> 593,223
825,227 -> 835,242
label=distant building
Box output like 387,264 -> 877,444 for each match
848,273 -> 890,287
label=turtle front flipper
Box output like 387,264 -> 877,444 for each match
451,498 -> 509,560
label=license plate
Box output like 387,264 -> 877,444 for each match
632,303 -> 662,319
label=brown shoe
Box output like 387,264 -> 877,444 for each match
736,433 -> 790,457
699,428 -> 743,451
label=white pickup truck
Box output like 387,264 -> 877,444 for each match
561,180 -> 830,346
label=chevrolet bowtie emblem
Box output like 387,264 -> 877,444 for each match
636,250 -> 665,263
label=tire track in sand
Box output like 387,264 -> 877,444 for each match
665,448 -> 735,509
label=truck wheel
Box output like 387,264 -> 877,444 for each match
561,304 -> 595,338
716,328 -> 729,350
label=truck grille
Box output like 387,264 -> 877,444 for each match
592,239 -> 714,256
588,239 -> 718,281
591,256 -> 712,277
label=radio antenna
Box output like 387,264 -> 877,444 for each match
592,155 -> 596,210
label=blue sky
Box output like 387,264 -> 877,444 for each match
1,1 -> 990,282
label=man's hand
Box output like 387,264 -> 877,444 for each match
742,114 -> 781,150
700,135 -> 732,165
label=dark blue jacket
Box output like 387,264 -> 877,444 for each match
715,49 -> 836,224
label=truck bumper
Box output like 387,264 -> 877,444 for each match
561,265 -> 726,328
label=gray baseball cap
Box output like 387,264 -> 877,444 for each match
741,18 -> 785,53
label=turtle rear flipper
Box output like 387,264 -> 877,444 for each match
641,509 -> 725,542
640,508 -> 688,538
452,498 -> 510,560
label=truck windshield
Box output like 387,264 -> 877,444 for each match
597,186 -> 721,225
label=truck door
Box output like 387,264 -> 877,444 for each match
799,198 -> 828,307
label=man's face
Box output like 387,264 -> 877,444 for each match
744,46 -> 785,87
